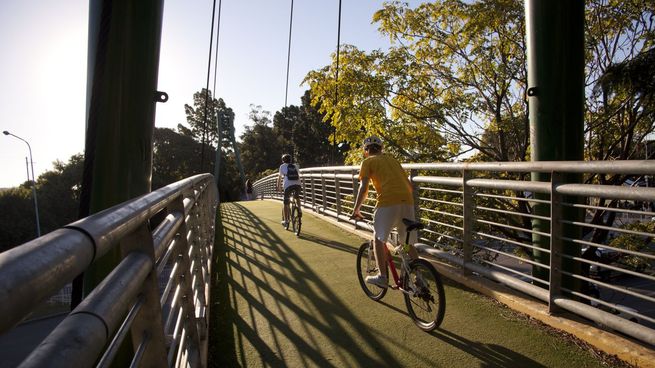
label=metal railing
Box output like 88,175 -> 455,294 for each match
253,161 -> 655,346
0,174 -> 217,368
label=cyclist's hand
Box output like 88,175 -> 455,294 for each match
350,211 -> 364,221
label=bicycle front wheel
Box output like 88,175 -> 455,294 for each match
291,205 -> 301,236
403,259 -> 445,331
356,241 -> 387,301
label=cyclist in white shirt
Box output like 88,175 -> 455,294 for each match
277,154 -> 302,227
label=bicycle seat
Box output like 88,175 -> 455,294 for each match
402,218 -> 424,232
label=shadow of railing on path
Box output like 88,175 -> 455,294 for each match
432,329 -> 547,368
294,232 -> 359,256
210,202 -> 564,368
210,202 -> 406,367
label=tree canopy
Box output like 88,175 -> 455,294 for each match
238,91 -> 346,180
305,0 -> 653,166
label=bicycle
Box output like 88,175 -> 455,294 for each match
281,186 -> 302,236
355,218 -> 446,331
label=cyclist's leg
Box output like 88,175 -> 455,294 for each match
372,206 -> 395,279
293,186 -> 302,216
283,187 -> 292,223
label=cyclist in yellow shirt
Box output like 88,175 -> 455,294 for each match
351,136 -> 419,288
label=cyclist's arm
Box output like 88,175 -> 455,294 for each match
352,176 -> 370,218
276,172 -> 282,191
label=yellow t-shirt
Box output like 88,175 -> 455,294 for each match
359,153 -> 413,207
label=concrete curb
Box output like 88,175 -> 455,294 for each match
292,200 -> 655,368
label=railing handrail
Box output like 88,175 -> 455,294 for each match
252,159 -> 655,347
292,160 -> 655,175
0,173 -> 217,367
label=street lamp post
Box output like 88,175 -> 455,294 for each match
3,130 -> 41,237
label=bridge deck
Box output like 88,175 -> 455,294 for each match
209,200 -> 611,368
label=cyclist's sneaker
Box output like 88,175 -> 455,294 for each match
281,220 -> 288,227
365,274 -> 388,289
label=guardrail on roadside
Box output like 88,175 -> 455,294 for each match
253,161 -> 655,346
0,174 -> 217,368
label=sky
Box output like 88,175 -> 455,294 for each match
0,0 -> 421,188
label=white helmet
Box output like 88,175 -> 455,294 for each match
363,136 -> 383,149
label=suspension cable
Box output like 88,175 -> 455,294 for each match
332,0 -> 342,165
284,0 -> 294,108
335,0 -> 342,105
201,0 -> 218,172
212,0 -> 223,96
213,0 -> 223,181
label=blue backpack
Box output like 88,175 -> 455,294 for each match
286,164 -> 299,180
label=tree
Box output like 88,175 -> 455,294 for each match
240,106 -> 282,180
152,127 -> 208,189
585,0 -> 654,163
272,90 -> 345,167
37,154 -> 84,233
183,88 -> 220,144
0,154 -> 84,252
273,105 -> 300,157
0,188 -> 35,252
305,0 -> 527,164
182,89 -> 239,173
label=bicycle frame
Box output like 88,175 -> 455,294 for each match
281,189 -> 301,219
362,236 -> 414,293
357,221 -> 446,332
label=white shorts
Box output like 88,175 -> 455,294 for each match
373,204 -> 417,245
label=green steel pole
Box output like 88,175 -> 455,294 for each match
74,1 -> 167,364
79,0 -> 165,293
526,0 -> 585,287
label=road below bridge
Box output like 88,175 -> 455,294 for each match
209,200 -> 622,368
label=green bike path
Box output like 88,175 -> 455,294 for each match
209,200 -> 618,368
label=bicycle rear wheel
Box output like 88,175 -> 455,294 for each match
403,259 -> 445,331
356,241 -> 387,301
291,205 -> 301,236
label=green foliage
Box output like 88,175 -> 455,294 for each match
152,127 -> 241,202
177,89 -> 242,200
239,91 -> 344,180
153,127 -> 207,188
239,106 -> 282,180
585,0 -> 654,162
37,154 -> 84,233
183,88 -> 222,144
608,220 -> 655,273
0,154 -> 84,252
305,0 -> 527,163
0,187 -> 35,252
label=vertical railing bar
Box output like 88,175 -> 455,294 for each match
129,332 -> 149,368
175,326 -> 188,368
321,175 -> 327,213
462,170 -> 473,269
549,171 -> 563,313
95,296 -> 144,368
335,173 -> 342,219
167,307 -> 185,366
310,176 -> 316,210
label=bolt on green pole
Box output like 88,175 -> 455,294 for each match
526,0 -> 585,290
